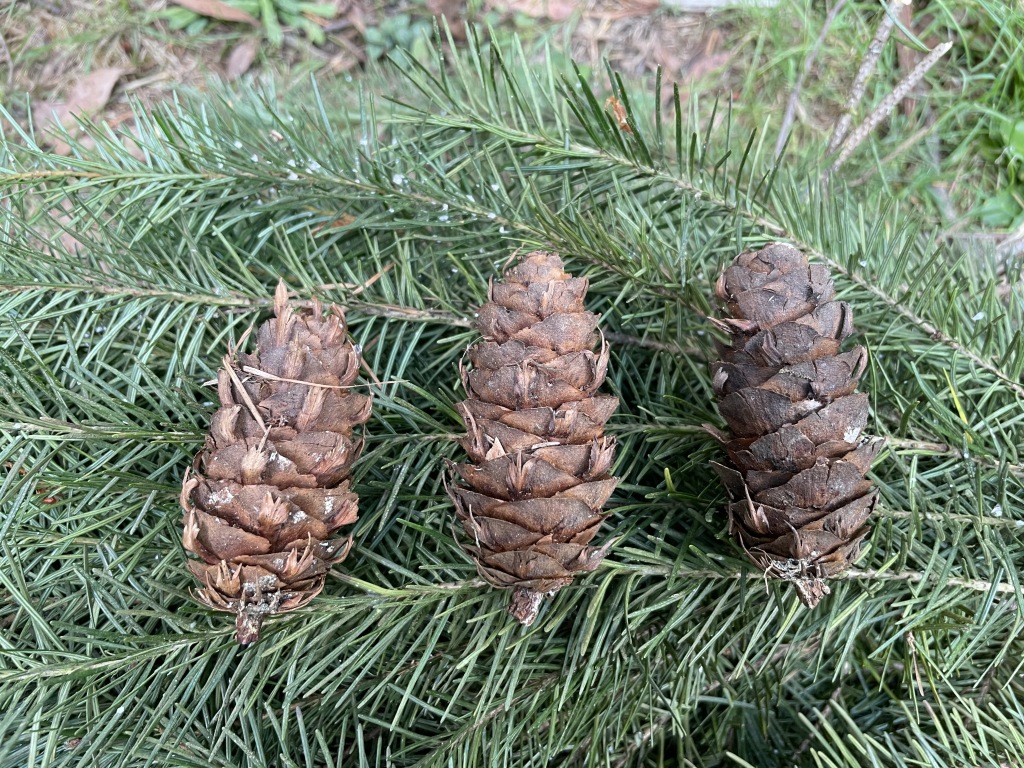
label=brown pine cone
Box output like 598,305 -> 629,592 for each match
180,282 -> 372,644
448,251 -> 619,625
706,243 -> 880,607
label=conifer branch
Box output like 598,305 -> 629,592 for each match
0,285 -> 687,356
616,564 -> 1019,595
394,104 -> 1023,400
3,27 -> 1023,767
808,244 -> 1024,399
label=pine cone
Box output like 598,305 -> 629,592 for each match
448,251 -> 619,625
180,282 -> 372,644
706,244 -> 880,607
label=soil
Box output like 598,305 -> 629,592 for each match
0,0 -> 735,142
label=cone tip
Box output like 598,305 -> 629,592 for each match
505,250 -> 568,284
273,279 -> 294,322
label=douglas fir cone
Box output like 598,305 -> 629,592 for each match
706,243 -> 880,607
181,282 -> 372,644
448,251 -> 619,625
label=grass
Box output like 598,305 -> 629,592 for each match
6,0 -> 1017,229
704,0 -> 1024,232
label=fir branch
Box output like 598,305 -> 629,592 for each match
2,27 -> 1024,768
382,69 -> 1024,401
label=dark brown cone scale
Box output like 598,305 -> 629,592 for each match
181,282 -> 371,644
449,251 -> 619,625
706,244 -> 880,608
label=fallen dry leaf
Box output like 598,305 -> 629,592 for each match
588,0 -> 659,20
63,68 -> 125,120
426,0 -> 467,39
34,68 -> 125,155
604,96 -> 633,134
685,51 -> 732,81
491,0 -> 576,22
169,0 -> 258,24
225,39 -> 258,80
682,29 -> 732,82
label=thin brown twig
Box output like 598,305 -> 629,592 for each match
827,0 -> 907,154
238,365 -> 400,390
776,0 -> 849,158
350,263 -> 394,296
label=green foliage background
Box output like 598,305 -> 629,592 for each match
4,9 -> 1024,767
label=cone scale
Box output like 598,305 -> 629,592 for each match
180,282 -> 372,644
707,244 -> 880,607
448,251 -> 619,625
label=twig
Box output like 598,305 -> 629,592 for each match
333,262 -> 393,296
827,0 -> 907,154
618,563 -> 1020,596
222,353 -> 267,432
238,365 -> 399,390
829,40 -> 953,173
843,567 -> 1018,595
775,0 -> 849,159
